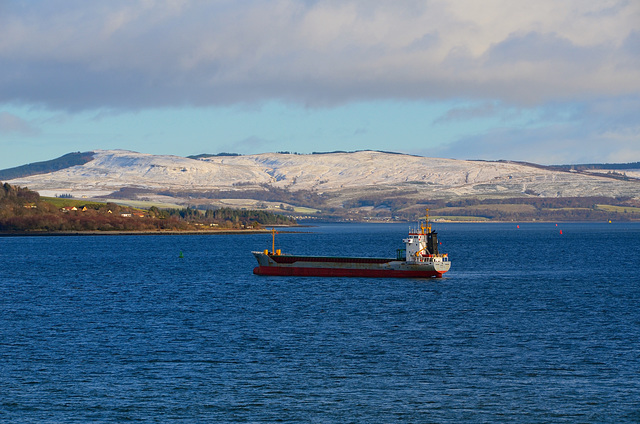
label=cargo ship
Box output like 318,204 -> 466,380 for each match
252,211 -> 451,278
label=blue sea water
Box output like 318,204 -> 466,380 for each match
1,222 -> 639,423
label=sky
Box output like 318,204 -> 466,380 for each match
1,0 -> 639,169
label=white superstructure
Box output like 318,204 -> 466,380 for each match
402,212 -> 449,266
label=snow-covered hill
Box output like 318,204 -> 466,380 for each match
7,149 -> 640,208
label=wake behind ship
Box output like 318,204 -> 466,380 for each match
252,212 -> 451,278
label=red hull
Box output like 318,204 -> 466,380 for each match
253,266 -> 444,278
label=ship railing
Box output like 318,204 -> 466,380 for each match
411,254 -> 449,263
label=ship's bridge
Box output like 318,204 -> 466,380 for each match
403,222 -> 440,261
404,232 -> 427,261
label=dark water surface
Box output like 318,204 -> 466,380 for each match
1,223 -> 639,422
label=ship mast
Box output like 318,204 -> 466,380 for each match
270,228 -> 277,254
422,208 -> 432,234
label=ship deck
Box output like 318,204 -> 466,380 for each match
269,255 -> 395,264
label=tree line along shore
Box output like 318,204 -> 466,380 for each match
0,183 -> 296,233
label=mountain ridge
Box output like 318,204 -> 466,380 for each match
4,149 -> 640,180
0,152 -> 95,180
4,149 -> 640,220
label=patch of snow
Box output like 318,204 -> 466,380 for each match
7,150 -> 640,202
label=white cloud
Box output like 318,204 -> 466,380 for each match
0,0 -> 637,109
430,97 -> 640,164
0,111 -> 39,135
433,102 -> 508,124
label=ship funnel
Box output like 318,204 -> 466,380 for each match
427,231 -> 438,255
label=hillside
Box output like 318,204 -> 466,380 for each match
0,152 -> 95,180
5,149 -> 640,221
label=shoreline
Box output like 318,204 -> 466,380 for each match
0,221 -> 631,236
0,228 -> 305,237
